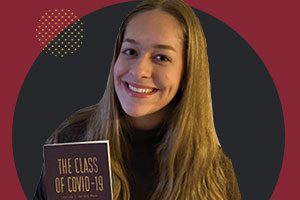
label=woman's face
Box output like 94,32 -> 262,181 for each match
114,9 -> 184,127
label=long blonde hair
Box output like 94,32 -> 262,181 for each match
48,0 -> 233,199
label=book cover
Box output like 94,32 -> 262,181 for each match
44,141 -> 112,200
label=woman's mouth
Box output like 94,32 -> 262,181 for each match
128,84 -> 154,94
123,81 -> 158,97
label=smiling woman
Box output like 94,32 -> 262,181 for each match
114,10 -> 184,130
34,0 -> 241,199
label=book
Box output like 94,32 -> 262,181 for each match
44,141 -> 112,200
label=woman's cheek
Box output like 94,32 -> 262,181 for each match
113,63 -> 122,80
114,59 -> 127,78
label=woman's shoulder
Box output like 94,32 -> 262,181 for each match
46,105 -> 97,144
55,118 -> 88,143
218,147 -> 242,200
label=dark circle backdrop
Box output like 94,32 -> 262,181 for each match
12,2 -> 284,199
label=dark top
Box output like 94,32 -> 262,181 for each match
34,121 -> 241,200
128,128 -> 163,200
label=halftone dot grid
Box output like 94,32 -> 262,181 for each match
35,9 -> 84,57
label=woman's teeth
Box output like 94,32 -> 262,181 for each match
128,84 -> 154,94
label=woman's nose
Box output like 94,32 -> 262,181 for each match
129,55 -> 152,79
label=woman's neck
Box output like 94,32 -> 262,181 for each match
127,106 -> 170,131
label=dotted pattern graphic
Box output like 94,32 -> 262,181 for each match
35,9 -> 84,57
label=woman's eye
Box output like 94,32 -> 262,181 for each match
155,55 -> 169,62
123,49 -> 136,56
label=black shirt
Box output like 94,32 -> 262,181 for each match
33,121 -> 241,200
128,128 -> 162,200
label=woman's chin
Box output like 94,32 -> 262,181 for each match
123,108 -> 149,118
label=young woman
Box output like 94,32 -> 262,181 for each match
35,0 -> 241,199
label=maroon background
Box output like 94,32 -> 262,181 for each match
1,0 -> 299,199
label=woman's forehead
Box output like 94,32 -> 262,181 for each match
124,9 -> 184,47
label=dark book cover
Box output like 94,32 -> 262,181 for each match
44,141 -> 112,200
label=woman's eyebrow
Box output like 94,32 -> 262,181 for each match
153,44 -> 176,52
124,38 -> 176,52
124,38 -> 139,44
